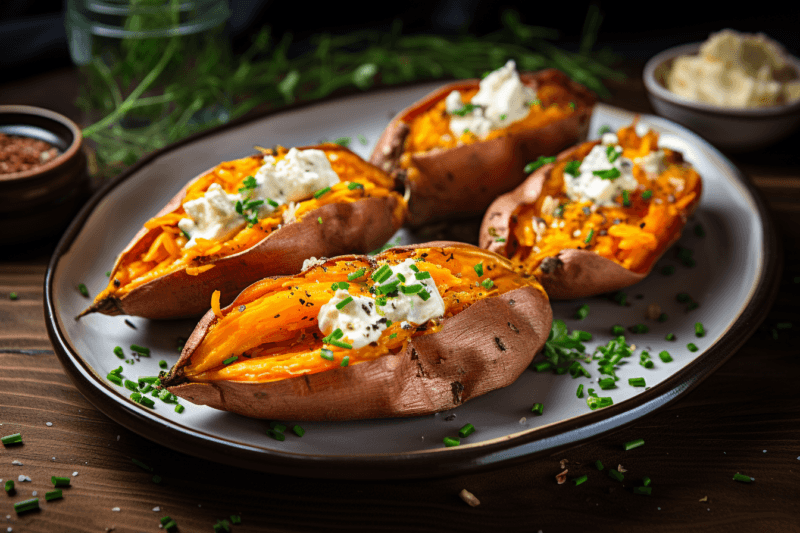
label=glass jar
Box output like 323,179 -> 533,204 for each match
65,0 -> 231,176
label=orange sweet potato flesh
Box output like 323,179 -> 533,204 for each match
164,242 -> 553,421
370,69 -> 596,227
479,123 -> 702,299
81,144 -> 407,320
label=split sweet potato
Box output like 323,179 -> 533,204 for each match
480,122 -> 703,299
163,242 -> 552,421
370,68 -> 596,226
82,144 -> 407,319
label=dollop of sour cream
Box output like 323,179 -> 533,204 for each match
445,60 -> 537,138
316,259 -> 445,349
178,148 -> 339,248
564,134 -> 638,207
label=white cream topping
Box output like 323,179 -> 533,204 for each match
178,148 -> 339,248
379,259 -> 445,326
634,150 -> 667,176
317,290 -> 386,350
445,60 -> 536,138
178,183 -> 245,248
565,136 -> 638,207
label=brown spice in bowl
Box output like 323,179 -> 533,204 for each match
0,133 -> 60,174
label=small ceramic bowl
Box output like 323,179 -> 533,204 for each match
643,43 -> 800,152
0,105 -> 88,245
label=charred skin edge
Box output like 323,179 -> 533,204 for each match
81,145 -> 407,320
479,141 -> 703,300
370,69 -> 597,227
164,242 -> 553,421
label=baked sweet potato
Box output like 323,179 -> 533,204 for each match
163,242 -> 552,421
480,121 -> 702,299
370,64 -> 596,226
81,144 -> 407,320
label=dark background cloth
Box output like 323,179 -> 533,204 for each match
2,1 -> 799,82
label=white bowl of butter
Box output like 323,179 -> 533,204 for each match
644,30 -> 800,151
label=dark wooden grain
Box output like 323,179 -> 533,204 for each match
2,65 -> 800,533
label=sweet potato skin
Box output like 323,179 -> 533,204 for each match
479,142 -> 701,299
85,145 -> 406,320
370,69 -> 596,227
164,243 -> 553,421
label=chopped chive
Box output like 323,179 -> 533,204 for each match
163,519 -> 178,531
347,181 -> 364,190
78,283 -> 89,297
45,489 -> 63,501
112,347 -> 124,360
587,396 -> 613,410
574,303 -> 590,320
481,278 -> 494,290
628,324 -> 649,334
574,475 -> 588,486
576,384 -> 584,398
658,351 -> 673,363
292,425 -> 305,437
568,101 -> 576,110
598,377 -> 616,390
733,472 -> 753,483
564,160 -> 581,176
14,498 -> 39,514
611,325 -> 625,336
533,361 -> 553,372
458,423 -> 475,438
531,402 -> 544,416
159,360 -> 168,369
628,377 -> 646,387
657,312 -> 669,323
473,262 -> 484,277
318,217 -> 323,224
495,237 -> 506,243
642,189 -> 653,200
633,486 -> 652,495
687,301 -> 700,311
158,390 -> 176,402
231,515 -> 242,525
622,190 -> 631,207
371,264 -> 391,282
137,376 -> 159,384
130,392 -> 141,402
107,374 -> 123,386
594,168 -> 621,180
265,198 -> 279,207
642,476 -> 652,487
414,271 -> 431,280
608,469 -> 624,482
687,343 -> 699,352
695,322 -> 706,337
174,404 -> 185,414
418,290 -> 431,301
320,349 -> 334,361
335,296 -> 354,309
400,284 -> 423,294
124,379 -> 139,392
329,339 -> 353,350
333,137 -> 351,147
313,186 -> 331,199
388,333 -> 397,339
443,436 -> 460,447
139,396 -> 155,408
267,429 -> 286,441
584,229 -> 595,244
269,421 -> 286,432
347,268 -> 366,281
665,333 -> 676,341
9,291 -> 19,300
331,281 -> 349,291
4,480 -> 14,493
376,280 -> 400,294
612,291 -> 628,306
595,460 -> 604,470
624,438 -> 645,451
130,344 -> 150,356
138,382 -> 153,394
694,223 -> 705,237
524,155 -> 556,174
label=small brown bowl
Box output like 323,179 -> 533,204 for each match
0,105 -> 88,245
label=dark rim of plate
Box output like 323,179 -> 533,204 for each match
44,87 -> 782,480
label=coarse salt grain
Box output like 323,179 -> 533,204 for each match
152,507 -> 160,512
46,422 -> 53,427
519,417 -> 527,425
111,507 -> 120,512
72,472 -> 79,476
31,491 -> 37,496
11,461 -> 22,466
18,475 -> 30,482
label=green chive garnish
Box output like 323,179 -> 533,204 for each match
45,489 -> 63,501
459,423 -> 475,438
564,160 -> 581,176
329,339 -> 353,349
347,268 -> 366,281
622,190 -> 631,207
587,396 -> 613,410
376,280 -> 400,294
531,402 -> 544,416
269,421 -> 286,432
9,292 -> 18,300
223,356 -> 238,365
388,333 -> 397,339
608,469 -> 624,482
584,229 -> 594,244
372,264 -> 391,282
124,379 -> 138,391
643,476 -> 652,487
267,429 -> 285,441
130,344 -> 150,356
334,137 -> 351,146
687,343 -> 699,352
657,312 -> 669,323
524,155 -> 556,174
231,515 -> 242,525
138,396 -> 155,408
320,349 -> 334,361
628,324 -> 649,334
4,480 -> 14,493
174,404 -> 185,414
666,333 -> 676,341
313,186 -> 331,199
443,436 -> 460,447
335,296 -> 354,309
695,322 -> 706,337
658,351 -> 672,363
633,486 -> 652,495
624,438 -> 645,451
159,360 -> 168,369
574,475 -> 588,486
2,432 -> 22,446
534,361 -> 552,372
340,355 -> 350,366
598,377 -> 616,390
347,181 -> 364,190
14,498 -> 39,514
107,374 -> 123,386
733,472 -> 753,483
414,271 -> 431,280
642,189 -> 653,200
611,325 -> 625,336
628,377 -> 646,387
318,217 -> 323,224
481,278 -> 494,290
418,290 -> 431,301
292,425 -> 305,437
400,284 -> 423,294
574,304 -> 589,320
78,283 -> 89,297
473,262 -> 484,277
595,460 -> 604,470
594,168 -> 621,180
576,384 -> 584,398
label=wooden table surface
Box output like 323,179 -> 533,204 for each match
1,65 -> 799,533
